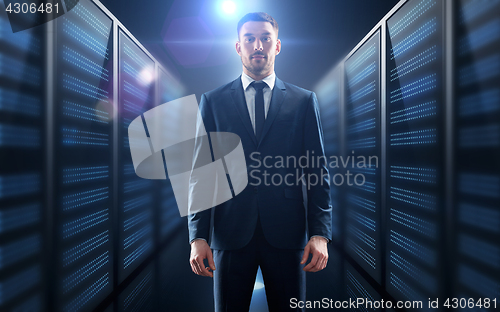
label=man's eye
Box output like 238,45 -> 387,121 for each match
246,38 -> 254,43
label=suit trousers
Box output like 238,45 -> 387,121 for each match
213,216 -> 306,312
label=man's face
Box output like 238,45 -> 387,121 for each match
236,21 -> 281,79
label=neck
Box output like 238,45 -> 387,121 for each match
243,67 -> 273,81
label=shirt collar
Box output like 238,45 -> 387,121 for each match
241,72 -> 276,91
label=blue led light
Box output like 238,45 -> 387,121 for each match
64,273 -> 110,312
459,173 -> 500,198
0,17 -> 41,53
124,211 -> 151,232
459,54 -> 500,86
390,74 -> 436,103
0,88 -> 41,116
390,100 -> 436,124
390,46 -> 437,82
124,227 -> 152,250
390,165 -> 436,183
63,231 -> 109,266
348,62 -> 376,88
390,128 -> 436,146
348,137 -> 376,149
63,187 -> 109,211
124,179 -> 151,193
348,225 -> 376,250
389,0 -> 436,38
459,19 -> 500,55
72,4 -> 111,38
347,194 -> 376,212
63,46 -> 110,81
347,118 -> 376,134
459,203 -> 500,233
390,208 -> 436,237
63,252 -> 109,293
123,81 -> 149,101
0,203 -> 39,234
0,124 -> 40,147
0,174 -> 40,199
390,251 -> 436,293
390,186 -> 436,210
62,128 -> 109,146
460,0 -> 500,24
62,17 -> 109,59
123,271 -> 152,310
459,88 -> 500,116
390,18 -> 437,60
390,272 -> 423,301
0,55 -> 41,86
347,239 -> 376,269
347,99 -> 376,119
63,209 -> 109,239
0,235 -> 40,270
123,44 -> 148,68
348,81 -> 375,104
63,73 -> 109,101
347,270 -> 375,302
346,45 -> 376,75
390,230 -> 435,265
349,210 -> 376,231
123,240 -> 152,268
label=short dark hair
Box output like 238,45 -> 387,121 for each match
237,12 -> 279,39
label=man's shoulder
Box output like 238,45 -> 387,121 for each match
280,80 -> 313,96
203,78 -> 239,100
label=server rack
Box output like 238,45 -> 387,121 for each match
385,0 -> 445,308
0,0 -> 183,311
117,29 -> 156,283
344,30 -> 382,283
0,2 -> 45,311
452,0 -> 500,302
54,1 -> 114,311
315,0 -> 500,309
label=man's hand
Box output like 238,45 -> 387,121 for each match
301,236 -> 328,272
190,239 -> 216,277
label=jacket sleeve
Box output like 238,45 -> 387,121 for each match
187,93 -> 214,244
303,92 -> 333,241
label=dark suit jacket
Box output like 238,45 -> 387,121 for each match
188,76 -> 332,250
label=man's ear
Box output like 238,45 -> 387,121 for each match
275,39 -> 281,55
235,41 -> 242,56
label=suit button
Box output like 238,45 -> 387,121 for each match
254,187 -> 258,194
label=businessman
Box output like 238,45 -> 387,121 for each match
188,12 -> 332,311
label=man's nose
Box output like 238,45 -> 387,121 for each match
254,40 -> 263,51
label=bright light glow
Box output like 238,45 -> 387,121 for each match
221,1 -> 236,15
138,67 -> 154,86
253,281 -> 264,290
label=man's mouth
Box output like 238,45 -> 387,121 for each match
252,54 -> 265,59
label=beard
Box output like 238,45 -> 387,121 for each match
242,55 -> 273,77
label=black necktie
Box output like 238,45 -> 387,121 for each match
251,81 -> 266,141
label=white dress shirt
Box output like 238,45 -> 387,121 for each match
241,71 -> 275,133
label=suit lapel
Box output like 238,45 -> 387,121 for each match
259,77 -> 286,146
230,77 -> 258,146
